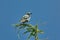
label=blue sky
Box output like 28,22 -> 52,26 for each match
0,0 -> 60,40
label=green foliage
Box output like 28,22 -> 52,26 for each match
13,23 -> 44,40
22,24 -> 44,40
13,23 -> 33,29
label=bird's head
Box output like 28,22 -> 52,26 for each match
26,12 -> 32,15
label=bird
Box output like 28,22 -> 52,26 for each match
20,12 -> 32,24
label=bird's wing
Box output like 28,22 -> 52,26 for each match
26,17 -> 31,21
19,14 -> 31,23
23,15 -> 29,19
20,17 -> 26,22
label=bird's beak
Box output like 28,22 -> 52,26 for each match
30,13 -> 32,15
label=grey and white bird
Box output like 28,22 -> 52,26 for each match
20,12 -> 32,23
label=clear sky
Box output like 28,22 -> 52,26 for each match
0,0 -> 60,40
